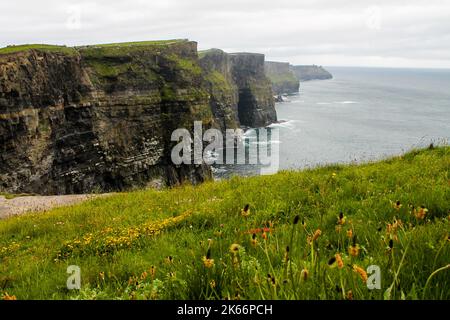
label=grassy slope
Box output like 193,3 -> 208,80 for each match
0,40 -> 187,56
0,147 -> 449,300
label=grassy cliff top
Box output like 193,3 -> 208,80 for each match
0,44 -> 77,55
0,146 -> 449,300
0,40 -> 189,56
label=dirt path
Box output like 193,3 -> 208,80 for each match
0,194 -> 108,220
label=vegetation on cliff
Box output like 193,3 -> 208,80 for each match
0,146 -> 448,300
264,61 -> 299,95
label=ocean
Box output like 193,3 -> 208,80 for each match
212,66 -> 450,177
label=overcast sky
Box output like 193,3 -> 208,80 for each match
2,0 -> 450,68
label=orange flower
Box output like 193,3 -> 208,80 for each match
335,253 -> 344,269
312,229 -> 322,241
348,245 -> 360,257
346,229 -> 353,239
2,292 -> 16,300
353,265 -> 368,283
415,206 -> 428,220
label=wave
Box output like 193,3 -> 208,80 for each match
336,101 -> 358,104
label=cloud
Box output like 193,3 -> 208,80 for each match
1,0 -> 449,68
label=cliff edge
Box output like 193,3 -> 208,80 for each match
290,65 -> 332,81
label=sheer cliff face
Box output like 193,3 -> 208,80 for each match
199,50 -> 277,130
290,65 -> 333,81
0,41 -> 212,194
264,61 -> 299,95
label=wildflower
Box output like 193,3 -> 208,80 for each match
300,268 -> 308,281
150,266 -> 156,279
347,290 -> 353,300
332,172 -> 337,178
337,212 -> 346,225
230,244 -> 240,254
165,256 -> 174,264
241,204 -> 250,217
2,292 -> 16,300
415,206 -> 428,220
312,229 -> 322,241
140,271 -> 148,280
353,265 -> 368,283
393,200 -> 402,210
202,256 -> 215,268
301,219 -> 307,228
335,253 -> 344,269
209,280 -> 216,288
347,229 -> 353,239
348,242 -> 360,257
250,233 -> 258,247
262,232 -> 268,240
99,272 -> 105,281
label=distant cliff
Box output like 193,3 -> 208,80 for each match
264,61 -> 299,95
0,41 -> 277,195
199,49 -> 276,129
290,65 -> 332,81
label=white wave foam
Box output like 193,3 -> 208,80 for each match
337,101 -> 358,104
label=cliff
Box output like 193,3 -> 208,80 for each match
199,49 -> 276,129
264,61 -> 299,95
0,41 -> 278,195
0,40 -> 213,194
290,65 -> 332,81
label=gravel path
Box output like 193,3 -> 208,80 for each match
0,194 -> 108,220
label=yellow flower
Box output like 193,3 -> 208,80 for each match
209,280 -> 216,288
202,256 -> 215,268
393,200 -> 402,210
335,253 -> 344,269
230,243 -> 240,254
165,256 -> 174,264
353,265 -> 368,283
241,204 -> 250,217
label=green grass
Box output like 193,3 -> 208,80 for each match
0,44 -> 77,56
0,40 -> 188,56
78,39 -> 188,49
0,147 -> 449,300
